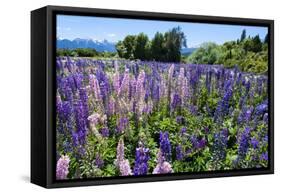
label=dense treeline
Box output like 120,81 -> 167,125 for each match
187,30 -> 268,74
56,29 -> 268,74
56,48 -> 116,58
116,27 -> 187,62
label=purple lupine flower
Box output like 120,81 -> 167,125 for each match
205,70 -> 212,93
190,135 -> 206,149
256,77 -> 263,95
56,94 -> 65,134
244,107 -> 253,123
58,76 -> 74,103
180,127 -> 187,136
71,131 -> 79,147
96,69 -> 110,103
153,150 -> 173,174
176,145 -> 184,161
100,127 -> 110,137
56,58 -> 63,71
250,138 -> 259,149
73,100 -> 87,146
214,79 -> 233,122
243,78 -> 251,94
142,101 -> 153,114
56,155 -> 70,180
176,116 -> 184,124
152,84 -> 160,103
159,131 -> 172,161
255,100 -> 268,116
190,135 -> 198,148
94,153 -> 104,168
144,85 -> 151,102
73,73 -> 83,91
238,127 -> 251,159
133,143 -> 150,175
204,127 -> 210,134
212,129 -> 228,162
171,93 -> 182,110
197,138 -> 207,149
62,141 -> 72,153
107,97 -> 115,115
116,117 -> 129,134
260,152 -> 268,161
189,105 -> 198,115
78,87 -> 89,125
190,68 -> 200,89
238,106 -> 254,125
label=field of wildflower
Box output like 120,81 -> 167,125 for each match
56,57 -> 268,180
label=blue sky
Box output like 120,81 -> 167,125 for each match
57,15 -> 268,48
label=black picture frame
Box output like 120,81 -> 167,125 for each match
31,5 -> 274,188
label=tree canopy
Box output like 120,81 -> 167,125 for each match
115,26 -> 187,62
187,30 -> 268,74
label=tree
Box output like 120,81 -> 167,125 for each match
264,33 -> 269,44
223,41 -> 236,59
188,42 -> 221,64
123,35 -> 136,59
134,33 -> 150,60
164,26 -> 187,62
116,41 -> 126,58
242,38 -> 254,53
240,29 -> 246,42
151,32 -> 166,61
252,35 -> 262,52
74,48 -> 98,57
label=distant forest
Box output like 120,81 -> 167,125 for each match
57,28 -> 268,74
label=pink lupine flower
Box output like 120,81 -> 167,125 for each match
88,113 -> 101,127
136,70 -> 146,101
178,67 -> 189,103
108,97 -> 116,115
56,155 -> 70,180
153,150 -> 173,174
129,76 -> 137,100
136,70 -> 146,115
116,138 -> 125,164
116,138 -> 132,176
119,159 -> 132,176
168,64 -> 174,81
89,74 -> 102,101
118,68 -> 130,97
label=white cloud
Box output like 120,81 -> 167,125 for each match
107,33 -> 116,37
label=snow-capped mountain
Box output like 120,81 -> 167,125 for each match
57,38 -> 116,52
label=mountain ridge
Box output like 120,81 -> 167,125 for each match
57,38 -> 198,54
57,38 -> 116,52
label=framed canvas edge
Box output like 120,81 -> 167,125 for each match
39,5 -> 274,188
